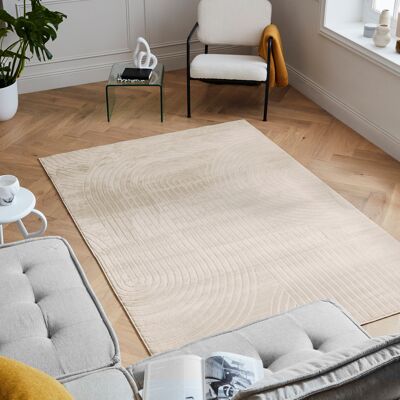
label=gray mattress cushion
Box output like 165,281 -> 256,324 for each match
0,237 -> 120,380
62,367 -> 135,400
234,335 -> 400,400
129,301 -> 400,399
305,360 -> 400,400
128,300 -> 369,389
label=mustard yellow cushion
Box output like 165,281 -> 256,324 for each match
0,356 -> 73,400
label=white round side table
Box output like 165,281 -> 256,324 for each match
0,188 -> 48,244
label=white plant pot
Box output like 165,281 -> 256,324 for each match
0,81 -> 18,121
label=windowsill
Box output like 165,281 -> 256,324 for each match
320,21 -> 400,77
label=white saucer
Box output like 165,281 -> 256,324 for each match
0,188 -> 36,224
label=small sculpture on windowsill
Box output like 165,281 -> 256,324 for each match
372,9 -> 391,48
133,37 -> 158,70
373,24 -> 391,48
379,9 -> 391,27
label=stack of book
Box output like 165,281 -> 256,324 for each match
118,68 -> 153,82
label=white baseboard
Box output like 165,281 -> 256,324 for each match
287,64 -> 400,161
18,61 -> 129,94
18,45 -> 246,94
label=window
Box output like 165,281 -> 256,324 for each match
373,0 -> 399,14
322,0 -> 400,76
364,0 -> 400,30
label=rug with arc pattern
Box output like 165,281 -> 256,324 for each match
40,120 -> 400,354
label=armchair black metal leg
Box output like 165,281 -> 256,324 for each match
187,77 -> 191,118
263,81 -> 269,122
187,40 -> 192,118
187,23 -> 198,119
263,37 -> 273,122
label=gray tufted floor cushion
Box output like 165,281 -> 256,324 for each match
128,301 -> 400,400
0,237 -> 137,400
2,236 -> 400,399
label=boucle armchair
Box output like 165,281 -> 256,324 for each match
187,0 -> 273,121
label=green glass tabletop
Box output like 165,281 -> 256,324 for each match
107,62 -> 164,87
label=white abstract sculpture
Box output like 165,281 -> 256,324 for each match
133,37 -> 158,70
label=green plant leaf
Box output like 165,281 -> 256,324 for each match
0,28 -> 10,39
0,0 -> 67,81
0,49 -> 28,59
0,9 -> 16,27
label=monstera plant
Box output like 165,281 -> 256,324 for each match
0,0 -> 66,120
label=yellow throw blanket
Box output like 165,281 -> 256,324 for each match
259,24 -> 289,88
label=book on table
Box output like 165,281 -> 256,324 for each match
121,68 -> 153,81
142,352 -> 264,400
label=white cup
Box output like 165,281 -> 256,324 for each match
0,175 -> 20,206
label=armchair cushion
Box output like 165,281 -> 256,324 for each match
198,0 -> 272,46
191,54 -> 268,82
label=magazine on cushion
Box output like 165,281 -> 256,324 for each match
142,352 -> 264,400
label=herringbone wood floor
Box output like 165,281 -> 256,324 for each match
1,69 -> 400,366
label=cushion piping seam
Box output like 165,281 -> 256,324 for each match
237,338 -> 400,398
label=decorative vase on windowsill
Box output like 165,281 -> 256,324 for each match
0,0 -> 66,121
373,24 -> 392,48
379,9 -> 391,27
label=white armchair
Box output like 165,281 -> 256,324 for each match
187,0 -> 273,121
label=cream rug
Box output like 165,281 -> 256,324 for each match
41,120 -> 400,354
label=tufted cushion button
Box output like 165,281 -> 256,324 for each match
268,350 -> 323,372
311,341 -> 318,351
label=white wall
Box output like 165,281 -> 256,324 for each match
269,0 -> 400,160
6,0 -> 242,94
4,0 -> 206,93
3,0 -> 134,93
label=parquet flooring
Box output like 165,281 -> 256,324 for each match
1,69 -> 400,366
